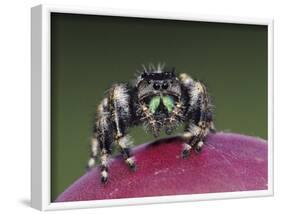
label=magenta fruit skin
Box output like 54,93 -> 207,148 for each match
55,132 -> 268,202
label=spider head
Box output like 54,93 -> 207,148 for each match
136,65 -> 181,118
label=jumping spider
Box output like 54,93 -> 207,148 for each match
87,64 -> 215,183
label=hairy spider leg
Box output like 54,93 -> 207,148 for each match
180,73 -> 215,158
109,84 -> 137,171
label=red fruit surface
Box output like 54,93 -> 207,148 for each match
55,132 -> 268,202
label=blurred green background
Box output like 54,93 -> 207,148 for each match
51,13 -> 268,201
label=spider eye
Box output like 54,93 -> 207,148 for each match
153,83 -> 161,90
162,82 -> 169,89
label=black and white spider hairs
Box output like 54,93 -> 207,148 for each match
87,64 -> 215,183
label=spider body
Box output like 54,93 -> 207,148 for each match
87,64 -> 215,183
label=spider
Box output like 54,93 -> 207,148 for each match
87,64 -> 215,183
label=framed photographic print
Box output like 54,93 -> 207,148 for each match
31,4 -> 273,211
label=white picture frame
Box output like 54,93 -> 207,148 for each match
31,4 -> 274,211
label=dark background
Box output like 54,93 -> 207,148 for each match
51,13 -> 268,201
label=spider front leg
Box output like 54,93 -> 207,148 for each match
180,74 -> 214,158
109,84 -> 137,172
115,134 -> 136,171
89,84 -> 136,183
182,122 -> 209,158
